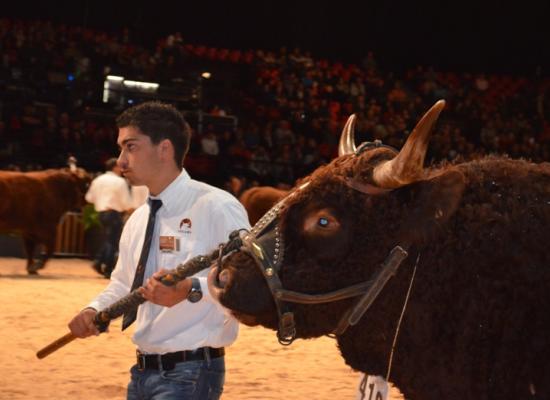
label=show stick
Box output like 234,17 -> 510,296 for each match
37,232 -> 242,359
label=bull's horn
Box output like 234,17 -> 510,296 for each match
372,100 -> 446,189
338,114 -> 357,156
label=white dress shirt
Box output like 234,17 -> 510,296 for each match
88,169 -> 250,354
85,171 -> 132,212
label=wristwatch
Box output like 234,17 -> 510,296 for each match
187,277 -> 203,303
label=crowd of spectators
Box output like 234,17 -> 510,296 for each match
0,17 -> 548,193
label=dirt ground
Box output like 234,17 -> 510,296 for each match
0,257 -> 403,399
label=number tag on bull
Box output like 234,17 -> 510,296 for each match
356,374 -> 388,400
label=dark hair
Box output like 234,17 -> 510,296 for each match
116,101 -> 191,167
104,157 -> 118,171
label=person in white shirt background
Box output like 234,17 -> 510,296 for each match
129,184 -> 149,211
85,157 -> 132,278
69,101 -> 250,400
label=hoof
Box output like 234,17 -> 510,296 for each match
31,260 -> 46,271
91,261 -> 103,274
27,260 -> 43,274
102,264 -> 112,279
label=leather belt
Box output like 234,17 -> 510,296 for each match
136,347 -> 225,371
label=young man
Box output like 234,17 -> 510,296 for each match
85,157 -> 132,278
69,101 -> 250,399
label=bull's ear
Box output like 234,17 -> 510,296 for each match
399,169 -> 466,245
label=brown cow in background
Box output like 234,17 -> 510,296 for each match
239,186 -> 289,225
0,168 -> 90,274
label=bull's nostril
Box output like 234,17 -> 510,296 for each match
218,269 -> 230,288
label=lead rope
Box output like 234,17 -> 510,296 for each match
386,253 -> 420,381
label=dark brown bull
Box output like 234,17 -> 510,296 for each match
209,101 -> 550,399
0,168 -> 90,274
239,186 -> 289,225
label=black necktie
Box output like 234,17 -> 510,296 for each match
122,198 -> 163,330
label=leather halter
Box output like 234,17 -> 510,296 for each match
219,141 -> 410,345
355,139 -> 397,155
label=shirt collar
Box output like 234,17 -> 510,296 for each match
148,169 -> 190,213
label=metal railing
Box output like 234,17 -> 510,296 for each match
54,212 -> 88,257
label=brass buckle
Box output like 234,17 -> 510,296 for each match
136,350 -> 146,371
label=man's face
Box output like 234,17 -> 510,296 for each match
117,126 -> 162,187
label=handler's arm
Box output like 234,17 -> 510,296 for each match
140,269 -> 192,307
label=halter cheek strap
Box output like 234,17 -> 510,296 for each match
238,200 -> 298,345
241,233 -> 296,345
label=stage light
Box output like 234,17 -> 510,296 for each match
123,80 -> 159,90
106,75 -> 124,82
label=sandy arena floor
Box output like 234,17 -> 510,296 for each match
0,257 -> 403,399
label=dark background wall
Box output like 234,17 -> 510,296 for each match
2,0 -> 548,74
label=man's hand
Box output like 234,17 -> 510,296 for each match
68,308 -> 100,338
140,269 -> 192,307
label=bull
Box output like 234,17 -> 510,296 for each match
208,100 -> 550,399
0,168 -> 90,274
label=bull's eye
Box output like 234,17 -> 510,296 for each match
300,207 -> 348,262
302,208 -> 341,235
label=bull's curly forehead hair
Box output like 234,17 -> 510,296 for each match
116,101 -> 191,167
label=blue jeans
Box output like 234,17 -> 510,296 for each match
96,210 -> 123,274
127,357 -> 225,400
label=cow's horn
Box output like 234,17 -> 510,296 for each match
338,114 -> 357,156
372,100 -> 446,189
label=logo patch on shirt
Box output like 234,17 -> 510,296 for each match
178,218 -> 192,234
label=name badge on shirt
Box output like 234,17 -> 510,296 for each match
159,236 -> 180,252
